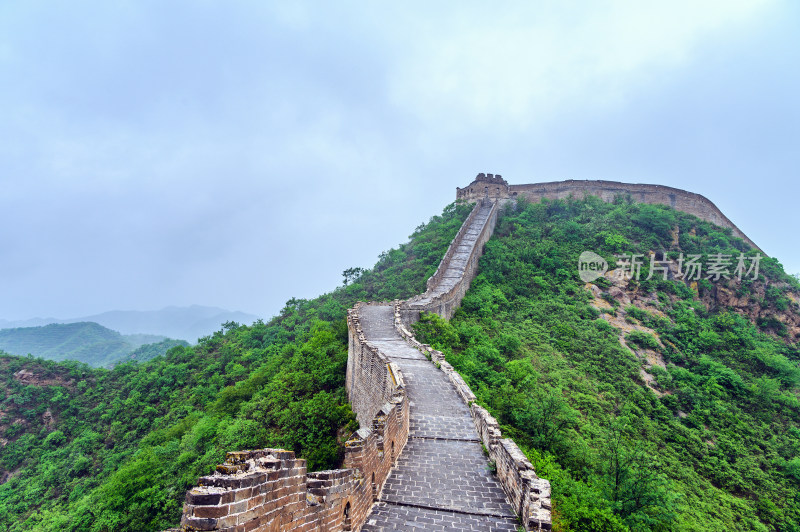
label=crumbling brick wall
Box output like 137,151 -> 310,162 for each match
178,303 -> 409,532
179,402 -> 408,531
345,303 -> 404,426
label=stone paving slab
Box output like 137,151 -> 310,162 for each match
409,418 -> 477,440
357,202 -> 517,531
362,502 -> 519,531
359,305 -> 398,338
370,340 -> 427,360
379,438 -> 515,517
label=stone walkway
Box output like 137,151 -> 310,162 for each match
358,305 -> 518,532
410,202 -> 493,308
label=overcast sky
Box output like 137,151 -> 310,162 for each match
1,1 -> 797,321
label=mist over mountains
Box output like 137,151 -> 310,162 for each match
0,322 -> 188,368
0,305 -> 261,343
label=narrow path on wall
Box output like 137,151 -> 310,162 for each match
411,202 -> 493,308
357,305 -> 518,531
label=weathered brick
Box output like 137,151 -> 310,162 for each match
193,504 -> 230,519
182,517 -> 218,531
186,490 -> 222,506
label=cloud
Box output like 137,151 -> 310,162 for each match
0,0 -> 796,320
388,1 -> 774,130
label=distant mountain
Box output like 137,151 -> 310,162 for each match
122,338 -> 191,364
0,305 -> 261,343
0,322 -> 188,367
0,317 -> 59,329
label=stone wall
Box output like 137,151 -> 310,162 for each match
457,174 -> 762,253
178,184 -> 523,531
423,199 -> 488,295
178,303 -> 409,532
179,401 -> 408,532
399,198 -> 499,325
393,302 -> 552,531
176,173 -> 763,531
345,303 -> 405,426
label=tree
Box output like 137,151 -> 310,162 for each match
600,418 -> 678,530
342,267 -> 365,286
514,387 -> 575,452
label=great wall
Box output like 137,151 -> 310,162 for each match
457,174 -> 762,253
176,174 -> 759,531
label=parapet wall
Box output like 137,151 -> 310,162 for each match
457,175 -> 762,253
345,303 -> 406,426
178,303 -> 409,532
393,302 -> 552,530
423,199 -> 489,295
399,198 -> 499,325
178,180 -> 530,531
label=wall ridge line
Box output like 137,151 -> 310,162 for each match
457,173 -> 763,253
176,180 -> 542,531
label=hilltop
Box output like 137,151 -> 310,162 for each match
413,195 -> 800,530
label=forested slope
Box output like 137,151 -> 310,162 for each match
0,202 -> 472,531
0,322 -> 185,368
5,193 -> 798,532
413,196 -> 800,532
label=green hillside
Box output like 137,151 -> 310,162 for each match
0,202 -> 472,531
2,196 -> 798,531
122,339 -> 192,364
412,196 -> 800,531
0,322 -> 186,368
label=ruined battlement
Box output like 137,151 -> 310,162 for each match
179,304 -> 409,532
456,175 -> 762,252
456,172 -> 510,200
178,181 -> 552,532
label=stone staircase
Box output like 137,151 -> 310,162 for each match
357,304 -> 519,531
177,195 -> 550,532
405,200 -> 495,311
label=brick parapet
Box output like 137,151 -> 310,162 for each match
423,198 -> 486,294
394,301 -> 552,531
400,198 -> 499,324
179,388 -> 408,532
345,302 -> 406,426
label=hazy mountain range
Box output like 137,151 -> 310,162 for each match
0,322 -> 188,367
0,305 -> 260,343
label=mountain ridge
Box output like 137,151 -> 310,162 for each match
0,305 -> 260,343
0,322 -> 188,367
